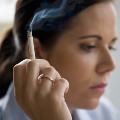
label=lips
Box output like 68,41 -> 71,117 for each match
90,83 -> 108,94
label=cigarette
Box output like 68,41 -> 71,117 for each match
27,31 -> 35,59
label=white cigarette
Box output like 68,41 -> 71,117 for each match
27,31 -> 35,59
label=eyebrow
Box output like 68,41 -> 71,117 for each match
78,34 -> 118,42
79,35 -> 102,40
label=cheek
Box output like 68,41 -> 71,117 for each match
50,50 -> 96,90
62,58 -> 94,92
49,48 -> 100,109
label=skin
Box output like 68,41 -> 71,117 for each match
47,2 -> 117,110
13,2 -> 117,120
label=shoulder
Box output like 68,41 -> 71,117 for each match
73,97 -> 120,120
0,83 -> 30,120
0,83 -> 14,120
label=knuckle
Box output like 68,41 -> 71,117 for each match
27,59 -> 50,69
42,66 -> 58,80
46,66 -> 55,72
45,66 -> 61,78
13,59 -> 30,72
42,66 -> 55,74
27,60 -> 36,67
41,59 -> 50,66
58,78 -> 69,85
13,64 -> 23,73
27,60 -> 40,70
13,64 -> 21,71
63,79 -> 69,86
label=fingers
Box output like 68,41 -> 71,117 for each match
52,78 -> 69,97
13,59 -> 71,120
13,59 -> 30,95
25,59 -> 50,92
38,66 -> 61,94
13,59 -> 69,104
13,59 -> 50,99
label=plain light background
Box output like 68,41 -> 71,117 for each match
105,0 -> 120,111
0,0 -> 120,111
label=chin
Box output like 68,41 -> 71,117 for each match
82,99 -> 100,109
85,101 -> 99,110
66,95 -> 102,111
70,100 -> 99,112
79,98 -> 100,110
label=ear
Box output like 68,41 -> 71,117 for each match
25,37 -> 48,59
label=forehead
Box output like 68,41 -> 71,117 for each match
56,2 -> 117,45
63,2 -> 117,37
68,2 -> 116,29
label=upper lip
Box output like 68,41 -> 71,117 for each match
90,82 -> 108,89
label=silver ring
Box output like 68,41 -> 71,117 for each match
40,74 -> 54,81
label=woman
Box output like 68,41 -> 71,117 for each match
1,0 -> 120,120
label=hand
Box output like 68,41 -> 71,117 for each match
13,59 -> 72,120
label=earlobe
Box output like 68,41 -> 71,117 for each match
25,37 -> 47,59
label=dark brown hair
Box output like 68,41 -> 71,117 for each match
14,0 -> 114,51
0,28 -> 23,98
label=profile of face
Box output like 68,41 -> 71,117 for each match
32,2 -> 117,111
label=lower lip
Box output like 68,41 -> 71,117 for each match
90,87 -> 106,94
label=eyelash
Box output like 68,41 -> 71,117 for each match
109,46 -> 116,51
79,44 -> 116,52
79,44 -> 96,52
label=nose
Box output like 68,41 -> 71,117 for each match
96,48 -> 116,74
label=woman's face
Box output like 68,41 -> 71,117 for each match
47,2 -> 117,110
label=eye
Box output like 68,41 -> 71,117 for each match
109,38 -> 118,51
79,43 -> 96,52
109,46 -> 116,51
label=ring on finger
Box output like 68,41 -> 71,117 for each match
41,74 -> 54,81
37,74 -> 55,87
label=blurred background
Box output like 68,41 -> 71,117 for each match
105,0 -> 120,111
0,0 -> 120,111
0,0 -> 15,40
